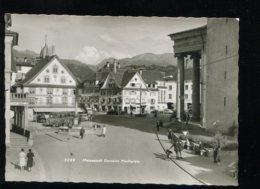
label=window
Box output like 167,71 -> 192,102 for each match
37,78 -> 41,82
185,94 -> 188,99
61,77 -> 66,84
169,94 -> 172,99
53,65 -> 58,73
131,91 -> 136,95
47,88 -> 53,94
29,88 -> 35,94
61,70 -> 64,74
69,80 -> 72,83
148,84 -> 151,88
131,83 -> 135,87
47,96 -> 52,104
224,97 -> 226,107
152,84 -> 155,88
46,69 -> 49,73
224,71 -> 227,80
151,99 -> 155,104
185,85 -> 189,90
169,85 -> 172,90
62,96 -> 68,104
131,99 -> 136,104
63,88 -> 68,94
44,76 -> 50,83
125,98 -> 130,104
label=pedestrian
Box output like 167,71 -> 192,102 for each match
159,120 -> 163,128
26,149 -> 34,172
130,111 -> 133,118
216,145 -> 221,164
213,142 -> 219,163
156,121 -> 160,132
177,140 -> 183,159
101,125 -> 107,137
80,127 -> 85,139
186,112 -> 190,126
167,129 -> 173,140
154,110 -> 157,118
19,148 -> 26,171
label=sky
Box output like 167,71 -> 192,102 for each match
11,14 -> 206,65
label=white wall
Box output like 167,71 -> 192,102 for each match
30,58 -> 76,86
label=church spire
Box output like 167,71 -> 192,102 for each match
45,34 -> 47,46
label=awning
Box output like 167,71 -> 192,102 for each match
33,107 -> 83,113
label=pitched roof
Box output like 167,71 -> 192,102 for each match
15,56 -> 55,86
120,71 -> 137,87
110,70 -> 126,87
141,70 -> 165,84
15,55 -> 79,86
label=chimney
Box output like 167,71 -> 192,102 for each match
24,57 -> 27,63
114,59 -> 117,73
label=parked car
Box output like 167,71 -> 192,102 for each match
37,114 -> 46,123
163,109 -> 174,114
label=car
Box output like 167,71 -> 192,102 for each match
37,114 -> 46,123
163,109 -> 174,114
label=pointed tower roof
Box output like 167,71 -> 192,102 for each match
40,34 -> 49,59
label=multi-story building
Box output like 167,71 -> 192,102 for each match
169,18 -> 239,131
14,54 -> 82,120
165,80 -> 176,110
5,14 -> 19,146
184,80 -> 193,111
141,70 -> 167,112
79,60 -> 169,114
13,57 -> 36,85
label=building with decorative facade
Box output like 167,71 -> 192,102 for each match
169,18 -> 239,131
79,61 -> 169,114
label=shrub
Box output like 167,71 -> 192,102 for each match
227,125 -> 238,137
221,142 -> 238,151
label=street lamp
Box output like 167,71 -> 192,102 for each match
137,83 -> 142,115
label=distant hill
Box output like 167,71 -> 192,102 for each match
97,53 -> 177,69
13,49 -> 96,71
13,49 -> 39,58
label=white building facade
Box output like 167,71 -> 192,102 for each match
15,56 -> 79,120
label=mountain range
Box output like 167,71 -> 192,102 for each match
12,49 -> 193,80
97,53 -> 177,69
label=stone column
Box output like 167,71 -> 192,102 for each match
191,53 -> 201,121
24,106 -> 28,130
176,54 -> 185,121
5,36 -> 13,146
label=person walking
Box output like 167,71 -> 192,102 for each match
177,140 -> 183,159
216,145 -> 221,164
186,112 -> 190,126
156,121 -> 160,132
213,142 -> 219,163
101,125 -> 107,137
26,149 -> 34,172
80,127 -> 85,139
19,148 -> 26,171
168,129 -> 173,140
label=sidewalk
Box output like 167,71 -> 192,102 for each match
157,133 -> 238,186
5,148 -> 46,181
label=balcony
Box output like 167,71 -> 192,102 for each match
10,93 -> 30,106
